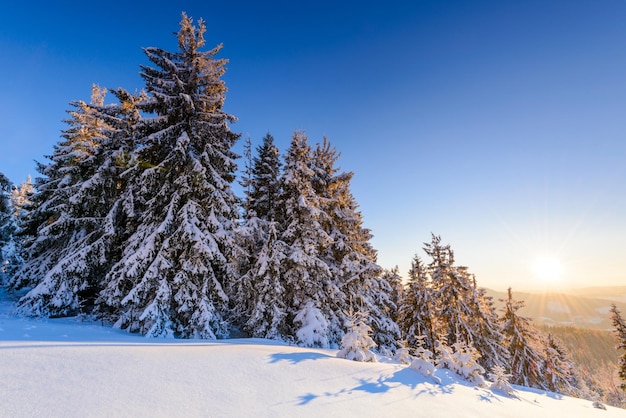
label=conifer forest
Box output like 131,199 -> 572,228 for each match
1,13 -> 625,409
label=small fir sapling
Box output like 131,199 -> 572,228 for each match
488,365 -> 517,397
393,340 -> 413,365
450,342 -> 487,387
337,307 -> 377,362
437,339 -> 486,387
295,301 -> 330,348
410,336 -> 440,383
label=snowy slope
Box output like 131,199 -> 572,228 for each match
0,295 -> 623,417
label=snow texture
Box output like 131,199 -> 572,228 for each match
0,291 -> 623,417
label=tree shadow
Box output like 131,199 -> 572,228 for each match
268,351 -> 332,364
291,366 -> 458,407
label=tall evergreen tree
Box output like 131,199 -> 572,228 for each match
399,254 -> 437,352
277,131 -> 334,346
425,235 -> 474,349
239,135 -> 254,220
99,13 -> 240,338
10,175 -> 34,221
541,332 -> 579,395
310,137 -> 398,350
610,304 -> 626,391
249,133 -> 282,221
418,235 -> 506,369
232,133 -> 283,335
499,287 -> 545,388
466,278 -> 509,370
0,173 -> 13,247
238,221 -> 288,339
381,266 -> 403,324
0,172 -> 19,285
9,85 -> 110,300
13,86 -> 145,317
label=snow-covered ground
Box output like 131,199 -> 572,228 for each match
0,292 -> 623,417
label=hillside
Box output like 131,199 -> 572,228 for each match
0,292 -> 623,417
486,287 -> 626,330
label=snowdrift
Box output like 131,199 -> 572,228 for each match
0,305 -> 623,417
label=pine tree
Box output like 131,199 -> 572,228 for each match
238,221 -> 288,339
393,340 -> 413,365
239,135 -> 254,220
99,13 -> 240,338
425,235 -> 468,348
409,336 -> 439,381
9,85 -> 112,307
499,287 -> 545,388
381,266 -> 403,324
541,332 -> 578,394
337,307 -> 377,362
249,133 -> 282,221
278,131 -> 334,346
0,172 -> 13,247
398,254 -> 437,351
425,235 -> 481,355
295,301 -> 330,348
450,341 -> 487,386
489,365 -> 516,396
10,175 -> 34,221
610,304 -> 626,391
466,278 -> 509,371
0,172 -> 20,285
310,137 -> 398,351
421,235 -> 507,370
232,133 -> 283,334
13,86 -> 146,317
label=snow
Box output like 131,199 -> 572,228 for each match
0,292 -> 623,417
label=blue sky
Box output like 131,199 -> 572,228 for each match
1,1 -> 625,291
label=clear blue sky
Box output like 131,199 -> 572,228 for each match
1,1 -> 625,291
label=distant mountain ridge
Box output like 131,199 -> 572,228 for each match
485,286 -> 626,330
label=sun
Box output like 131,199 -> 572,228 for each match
531,257 -> 564,283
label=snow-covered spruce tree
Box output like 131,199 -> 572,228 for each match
489,365 -> 516,396
398,254 -> 437,352
423,235 -> 507,370
10,175 -> 34,224
499,287 -> 545,388
337,307 -> 377,362
249,133 -> 282,222
99,14 -> 240,338
447,341 -> 487,386
381,266 -> 403,324
424,235 -> 470,349
393,340 -> 413,365
9,85 -> 110,299
409,335 -> 439,381
14,87 -> 145,317
231,135 -> 257,327
238,221 -> 289,339
310,137 -> 399,351
277,131 -> 335,346
609,304 -> 626,391
232,133 -> 283,333
239,135 -> 254,220
541,332 -> 579,395
466,277 -> 509,371
362,273 -> 401,355
3,175 -> 34,283
0,173 -> 12,236
0,172 -> 20,285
